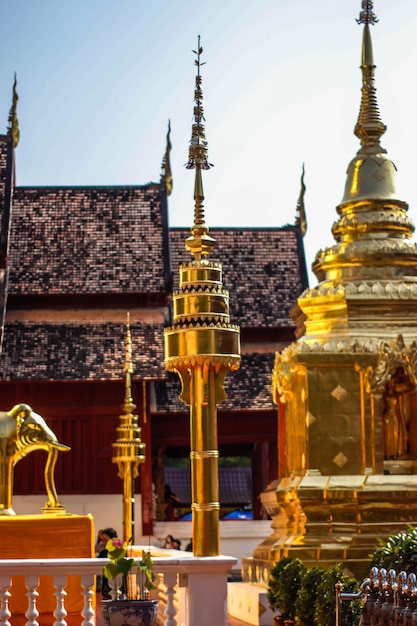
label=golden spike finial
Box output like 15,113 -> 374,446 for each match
122,312 -> 136,414
161,119 -> 173,196
356,0 -> 378,25
354,0 -> 386,149
295,163 -> 307,237
185,36 -> 216,261
7,72 -> 20,148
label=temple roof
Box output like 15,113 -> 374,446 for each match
10,184 -> 170,294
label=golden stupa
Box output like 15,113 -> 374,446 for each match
245,0 -> 417,580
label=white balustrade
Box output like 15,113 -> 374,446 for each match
0,552 -> 236,626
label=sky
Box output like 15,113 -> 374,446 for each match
1,0 -> 417,284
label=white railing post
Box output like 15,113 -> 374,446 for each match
80,575 -> 95,626
162,571 -> 177,626
25,575 -> 40,626
53,574 -> 68,626
0,576 -> 12,626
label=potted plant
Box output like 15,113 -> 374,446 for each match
101,537 -> 158,626
370,525 -> 417,573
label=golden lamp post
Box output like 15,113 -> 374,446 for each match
112,313 -> 145,544
164,38 -> 241,556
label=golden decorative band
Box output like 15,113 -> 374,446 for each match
190,449 -> 219,459
191,502 -> 220,511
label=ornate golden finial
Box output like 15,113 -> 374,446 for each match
123,311 -> 136,415
185,36 -> 216,261
354,0 -> 386,148
112,312 -> 145,544
356,0 -> 378,25
161,119 -> 173,196
295,163 -> 307,237
7,72 -> 20,148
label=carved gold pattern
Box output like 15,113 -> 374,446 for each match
332,452 -> 349,468
331,385 -> 347,401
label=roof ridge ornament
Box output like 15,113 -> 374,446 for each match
7,72 -> 20,148
160,119 -> 173,196
295,163 -> 307,237
185,36 -> 216,261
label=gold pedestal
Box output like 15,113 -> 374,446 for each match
1,514 -> 94,625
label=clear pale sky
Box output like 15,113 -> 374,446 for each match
1,0 -> 417,284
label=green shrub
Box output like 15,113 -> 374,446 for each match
267,556 -> 294,613
314,563 -> 361,626
370,526 -> 417,573
295,567 -> 325,626
267,557 -> 306,620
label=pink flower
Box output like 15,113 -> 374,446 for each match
112,538 -> 123,549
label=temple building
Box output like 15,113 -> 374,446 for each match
0,83 -> 308,532
246,0 -> 417,580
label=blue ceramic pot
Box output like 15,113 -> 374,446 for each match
101,599 -> 159,626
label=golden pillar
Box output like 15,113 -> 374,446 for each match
112,314 -> 145,544
164,39 -> 240,556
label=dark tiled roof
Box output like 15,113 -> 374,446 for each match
155,352 -> 275,411
9,184 -> 170,294
0,321 -> 165,380
165,466 -> 252,506
169,227 -> 308,327
0,138 -> 11,222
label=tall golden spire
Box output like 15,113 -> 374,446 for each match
311,0 -> 417,285
185,36 -> 216,261
112,313 -> 145,544
294,164 -> 307,237
7,73 -> 20,148
164,38 -> 240,556
160,119 -> 173,196
354,1 -> 386,149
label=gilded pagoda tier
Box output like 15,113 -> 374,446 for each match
165,259 -> 241,370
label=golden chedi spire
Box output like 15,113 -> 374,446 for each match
160,119 -> 173,196
112,313 -> 145,544
184,36 -> 216,261
7,73 -> 20,149
312,0 -> 417,290
164,38 -> 240,557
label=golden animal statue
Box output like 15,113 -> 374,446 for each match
0,403 -> 70,515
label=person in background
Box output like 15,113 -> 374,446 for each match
185,539 -> 193,552
163,534 -> 175,549
164,484 -> 180,521
95,529 -> 104,592
95,529 -> 104,555
98,527 -> 118,599
172,538 -> 182,550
